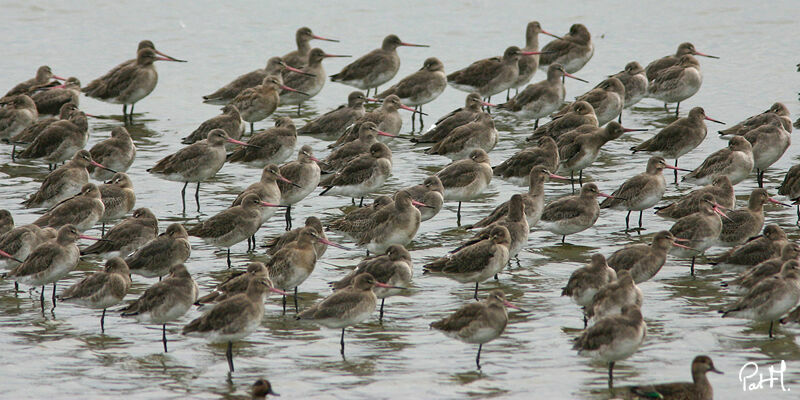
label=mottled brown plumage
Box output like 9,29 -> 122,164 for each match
227,117 -> 297,167
125,223 -> 191,278
33,183 -> 104,232
297,91 -> 366,139
181,104 -> 245,144
81,208 -> 158,257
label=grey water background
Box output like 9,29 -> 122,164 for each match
2,0 -> 800,398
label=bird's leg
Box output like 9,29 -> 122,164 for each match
162,324 -> 168,352
250,122 -> 254,135
638,211 -> 644,230
101,309 -> 106,333
494,273 -> 499,281
294,287 -> 299,313
52,282 -> 57,307
486,96 -> 492,114
769,321 -> 774,338
226,341 -> 234,372
570,171 -> 575,193
663,103 -> 669,113
419,105 -> 424,128
690,256 -> 696,276
411,106 -> 417,131
561,235 -> 566,244
674,159 -> 679,183
675,102 -> 680,117
625,211 -> 631,232
618,113 -> 622,124
285,206 -> 292,231
40,285 -> 44,304
379,298 -> 385,323
515,256 -> 521,268
474,282 -> 479,300
608,361 -> 615,389
506,88 -> 510,101
122,104 -> 128,124
195,183 -> 201,212
181,182 -> 188,214
351,198 -> 355,206
359,197 -> 364,207
282,294 -> 287,314
227,249 -> 231,269
583,314 -> 587,329
340,328 -> 346,359
11,144 -> 16,161
102,222 -> 106,236
757,169 -> 763,188
247,236 -> 251,252
296,103 -> 301,117
476,344 -> 483,370
130,103 -> 135,118
579,170 -> 583,185
534,119 -> 539,129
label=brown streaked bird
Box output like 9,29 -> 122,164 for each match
327,195 -> 393,234
230,75 -> 306,134
719,102 -> 792,137
510,21 -> 562,96
182,275 -> 285,372
16,109 -> 90,168
98,172 -> 136,232
281,48 -> 351,114
58,257 -> 131,333
552,77 -> 625,126
282,26 -> 339,68
721,260 -> 800,338
423,225 -> 511,300
723,242 -> 800,294
540,183 -> 613,243
250,378 -> 279,399
2,224 -> 101,306
573,305 -> 646,389
278,145 -> 321,230
538,23 -> 594,73
413,93 -> 492,143
631,107 -> 725,182
202,57 -> 309,106
4,65 -> 65,98
645,42 -> 718,81
436,148 -> 493,225
586,270 -> 643,322
329,94 -> 416,148
83,44 -> 185,123
526,100 -> 597,141
195,261 -> 268,306
265,216 -> 328,258
4,102 -> 76,157
454,194 -> 528,265
647,54 -> 703,116
558,122 -> 644,190
81,207 -> 158,258
619,355 -> 722,400
188,193 -> 285,267
682,136 -> 753,185
22,150 -> 110,209
0,210 -> 13,236
474,166 -> 564,229
610,61 -> 648,112
330,34 -> 428,96
377,57 -> 447,129
355,190 -> 425,255
227,117 -> 297,168
447,46 -> 544,102
0,94 -> 38,140
499,63 -> 587,128
232,164 -> 296,226
713,224 -> 788,270
321,122 -> 394,171
425,112 -> 497,160
148,129 -> 253,212
297,273 -> 401,358
181,104 -> 246,144
718,188 -> 789,246
125,223 -> 191,279
268,227 -> 348,313
779,163 -> 800,221
562,254 -> 617,325
431,289 -> 522,370
297,91 -> 367,139
31,77 -> 80,116
743,117 -> 791,187
600,156 -> 686,231
33,183 -> 105,233
654,176 -> 734,220
120,264 -> 198,352
88,126 -> 136,181
668,195 -> 727,275
0,226 -> 57,273
331,244 -> 412,322
607,231 -> 688,283
319,142 -> 393,205
397,175 -> 445,222
493,136 -> 559,185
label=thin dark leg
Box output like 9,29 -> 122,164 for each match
40,285 -> 44,304
15,282 -> 19,292
296,103 -> 301,116
561,235 -> 566,244
515,256 -> 521,268
411,106 -> 417,131
487,96 -> 492,114
419,105 -> 424,128
796,204 -> 799,224
285,206 -> 292,231
52,282 -> 57,306
579,170 -> 583,185
102,222 -> 106,236
663,103 -> 669,112
294,287 -> 299,313
250,235 -> 256,251
351,198 -> 355,206
608,361 -> 615,388
583,314 -> 587,328
625,211 -> 631,232
674,159 -> 679,183
130,103 -> 135,118
534,119 -> 539,129
506,88 -> 510,101
675,102 -> 680,117
195,182 -> 201,212
494,273 -> 499,280
181,182 -> 188,214
122,104 -> 128,124
457,202 -> 462,226
769,321 -> 774,338
11,144 -> 16,161
250,122 -> 254,135
476,344 -> 483,370
101,309 -> 106,333
162,324 -> 168,352
570,171 -> 575,193
474,282 -> 479,300
618,113 -> 622,124
359,197 -> 364,207
638,211 -> 643,229
757,169 -> 764,188
247,236 -> 251,252
227,341 -> 235,372
378,298 -> 385,323
282,294 -> 287,314
227,249 -> 231,268
340,328 -> 346,359
690,256 -> 696,276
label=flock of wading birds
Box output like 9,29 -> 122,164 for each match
1,21 -> 800,398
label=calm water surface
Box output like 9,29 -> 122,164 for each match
2,0 -> 800,398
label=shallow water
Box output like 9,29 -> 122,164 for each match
2,0 -> 800,398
